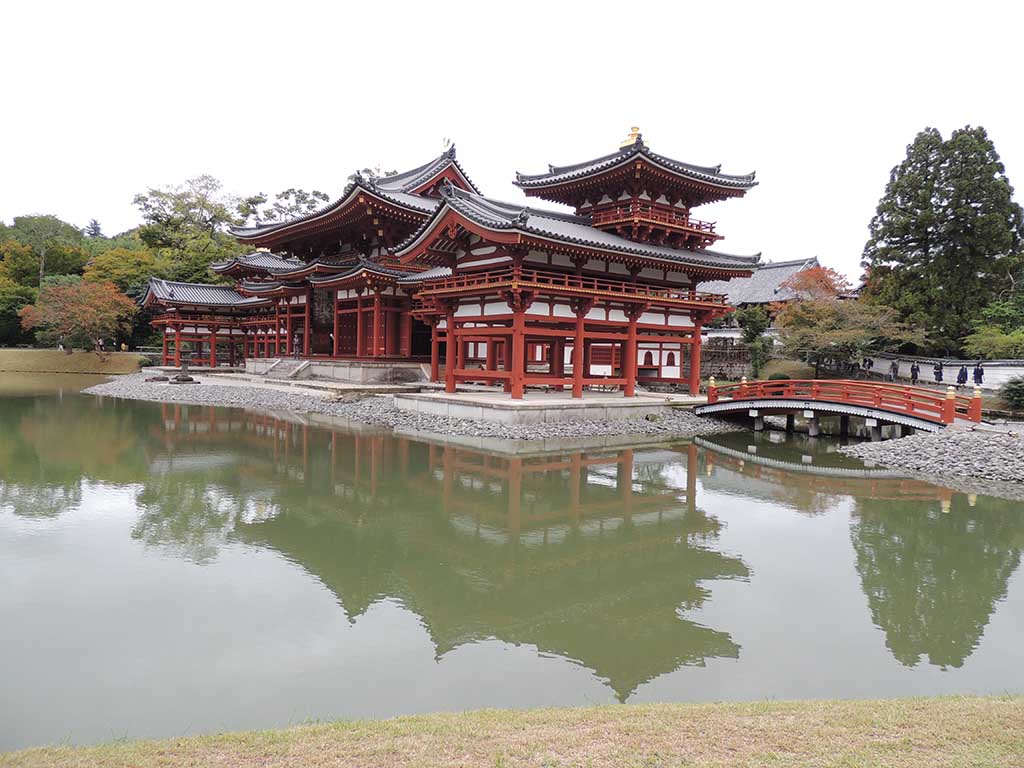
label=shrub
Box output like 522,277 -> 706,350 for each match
1000,376 -> 1024,410
767,373 -> 791,381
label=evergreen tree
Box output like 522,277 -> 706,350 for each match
84,219 -> 103,238
863,126 -> 1024,354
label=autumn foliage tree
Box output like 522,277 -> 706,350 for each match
19,278 -> 137,353
778,265 -> 853,301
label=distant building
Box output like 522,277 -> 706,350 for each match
702,257 -> 819,342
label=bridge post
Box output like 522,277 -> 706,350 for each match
943,386 -> 956,424
866,418 -> 882,441
804,410 -> 820,437
785,414 -> 795,432
707,376 -> 717,404
750,409 -> 763,431
970,386 -> 982,422
839,414 -> 850,437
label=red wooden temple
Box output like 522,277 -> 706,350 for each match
142,129 -> 759,396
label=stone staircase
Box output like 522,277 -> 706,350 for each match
263,359 -> 310,380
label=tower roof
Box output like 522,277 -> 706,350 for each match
514,132 -> 757,207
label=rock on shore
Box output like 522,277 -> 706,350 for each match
84,374 -> 737,442
839,428 -> 1024,484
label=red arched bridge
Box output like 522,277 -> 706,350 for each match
693,378 -> 984,436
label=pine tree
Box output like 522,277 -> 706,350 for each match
84,219 -> 103,238
862,126 -> 1024,354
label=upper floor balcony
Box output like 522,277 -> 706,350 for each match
590,201 -> 722,249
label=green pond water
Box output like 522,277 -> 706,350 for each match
2,373 -> 1023,750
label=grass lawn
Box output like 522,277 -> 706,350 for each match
0,349 -> 144,375
3,697 -> 1022,768
761,359 -> 816,379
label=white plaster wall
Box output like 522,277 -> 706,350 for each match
668,315 -> 694,327
640,312 -> 663,324
484,301 -> 509,316
663,366 -> 681,378
552,303 -> 574,318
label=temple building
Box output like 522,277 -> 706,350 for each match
141,130 -> 760,396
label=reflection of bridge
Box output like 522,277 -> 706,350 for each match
694,379 -> 983,436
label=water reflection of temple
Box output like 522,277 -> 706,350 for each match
151,404 -> 747,699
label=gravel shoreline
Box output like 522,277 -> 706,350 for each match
84,374 -> 739,441
839,428 -> 1024,485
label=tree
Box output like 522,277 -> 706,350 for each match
19,278 -> 137,352
0,239 -> 88,287
3,215 -> 85,286
237,188 -> 330,226
862,126 -> 1024,354
734,305 -> 771,377
780,265 -> 852,300
133,175 -> 246,283
84,219 -> 104,238
0,278 -> 36,346
963,272 -> 1024,359
83,247 -> 173,294
776,298 -> 925,377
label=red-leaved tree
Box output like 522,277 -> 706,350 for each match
20,280 -> 137,353
779,265 -> 853,301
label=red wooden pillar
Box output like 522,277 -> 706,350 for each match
332,291 -> 340,357
174,326 -> 182,367
688,322 -> 703,395
430,322 -> 440,382
356,294 -> 365,357
209,330 -> 217,368
285,300 -> 293,356
552,339 -> 564,390
485,339 -> 496,371
572,313 -> 585,398
303,289 -> 311,357
624,312 -> 638,397
511,304 -> 526,399
372,291 -> 382,357
274,302 -> 281,357
444,313 -> 457,393
161,330 -> 168,365
400,304 -> 412,358
229,334 -> 237,367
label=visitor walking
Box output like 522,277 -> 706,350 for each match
973,362 -> 985,386
292,332 -> 301,359
956,365 -> 969,389
889,360 -> 899,382
910,362 -> 920,385
933,362 -> 943,383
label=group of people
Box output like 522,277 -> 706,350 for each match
907,360 -> 985,388
858,356 -> 986,389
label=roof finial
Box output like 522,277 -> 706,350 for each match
620,126 -> 642,149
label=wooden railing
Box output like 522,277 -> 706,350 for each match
415,267 -> 729,306
706,378 -> 983,424
590,202 -> 717,233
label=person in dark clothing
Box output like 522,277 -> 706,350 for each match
956,365 -> 969,388
933,362 -> 943,383
889,360 -> 900,381
910,362 -> 920,385
973,362 -> 985,386
292,333 -> 301,360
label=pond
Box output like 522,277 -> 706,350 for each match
2,374 -> 1023,750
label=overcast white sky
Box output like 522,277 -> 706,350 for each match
2,1 -> 1021,280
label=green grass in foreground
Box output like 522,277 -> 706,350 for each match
0,349 -> 144,374
3,697 -> 1023,768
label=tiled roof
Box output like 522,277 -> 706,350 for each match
210,252 -> 305,273
307,258 -> 418,285
144,279 -> 268,307
396,185 -> 760,271
700,257 -> 818,305
228,147 -> 473,241
396,265 -> 453,283
515,139 -> 757,191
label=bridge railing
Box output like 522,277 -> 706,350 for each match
706,378 -> 982,424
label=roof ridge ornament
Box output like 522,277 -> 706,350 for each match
620,126 -> 643,149
439,178 -> 455,198
445,143 -> 457,159
515,208 -> 530,225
